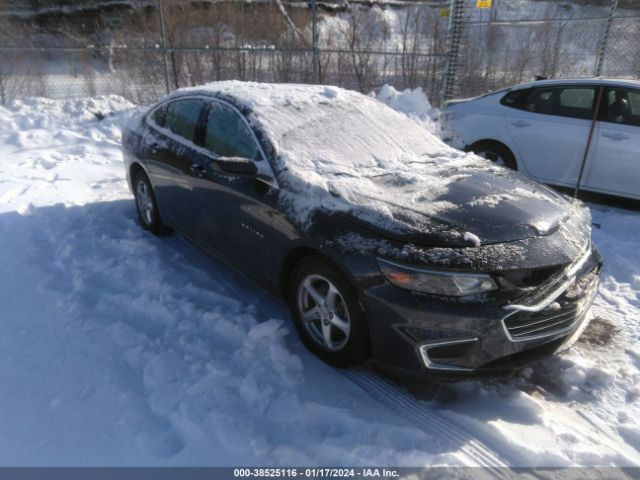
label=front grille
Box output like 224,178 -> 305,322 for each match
505,305 -> 581,340
503,268 -> 599,341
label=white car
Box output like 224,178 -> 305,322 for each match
443,78 -> 640,201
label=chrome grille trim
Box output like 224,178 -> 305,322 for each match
504,244 -> 591,313
506,308 -> 577,331
501,268 -> 598,343
418,338 -> 478,372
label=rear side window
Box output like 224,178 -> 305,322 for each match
204,102 -> 260,160
505,86 -> 596,120
601,88 -> 640,127
150,105 -> 166,127
500,89 -> 531,109
525,88 -> 556,115
164,99 -> 204,143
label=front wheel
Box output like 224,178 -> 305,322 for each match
288,256 -> 370,367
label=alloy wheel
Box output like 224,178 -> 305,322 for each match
296,274 -> 351,352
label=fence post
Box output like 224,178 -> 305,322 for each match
595,0 -> 619,77
156,0 -> 171,94
0,63 -> 5,105
311,0 -> 318,83
440,0 -> 464,104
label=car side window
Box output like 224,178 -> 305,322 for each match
164,99 -> 204,143
602,88 -> 640,127
556,88 -> 595,120
517,86 -> 595,120
524,88 -> 556,115
500,88 -> 531,109
204,102 -> 260,160
150,105 -> 166,127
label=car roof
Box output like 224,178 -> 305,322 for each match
161,81 -> 368,131
512,77 -> 640,91
165,81 -> 344,110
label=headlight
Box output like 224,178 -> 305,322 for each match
377,258 -> 498,297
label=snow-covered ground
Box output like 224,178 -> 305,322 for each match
0,90 -> 639,467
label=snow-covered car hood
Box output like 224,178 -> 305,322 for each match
344,169 -> 569,246
178,82 -> 573,247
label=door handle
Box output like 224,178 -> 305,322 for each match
190,164 -> 207,177
510,120 -> 530,128
602,132 -> 629,141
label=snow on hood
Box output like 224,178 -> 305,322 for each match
177,81 -> 569,246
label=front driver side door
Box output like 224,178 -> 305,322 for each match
190,99 -> 281,286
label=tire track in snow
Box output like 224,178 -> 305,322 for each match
342,366 -> 509,468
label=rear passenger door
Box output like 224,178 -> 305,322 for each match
505,85 -> 596,187
145,98 -> 207,231
582,87 -> 640,200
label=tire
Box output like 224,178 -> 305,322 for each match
288,255 -> 370,367
133,171 -> 169,235
468,141 -> 517,170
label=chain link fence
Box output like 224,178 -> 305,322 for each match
443,0 -> 640,101
0,0 -> 638,107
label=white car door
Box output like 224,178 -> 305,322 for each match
505,85 -> 596,187
582,87 -> 640,200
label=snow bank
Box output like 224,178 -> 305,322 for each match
373,84 -> 441,137
0,95 -> 137,212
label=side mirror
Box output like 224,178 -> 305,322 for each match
215,156 -> 258,176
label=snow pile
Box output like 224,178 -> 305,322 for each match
373,84 -> 441,137
0,95 -> 137,212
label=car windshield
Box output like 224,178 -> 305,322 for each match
266,94 -> 450,173
243,85 -> 503,230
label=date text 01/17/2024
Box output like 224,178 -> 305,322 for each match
233,469 -> 400,478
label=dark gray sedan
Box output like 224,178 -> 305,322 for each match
122,81 -> 601,378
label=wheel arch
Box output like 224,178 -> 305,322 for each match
279,245 -> 363,307
129,162 -> 147,185
128,161 -> 151,194
465,139 -> 519,170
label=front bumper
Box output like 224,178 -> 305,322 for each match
361,247 -> 602,378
